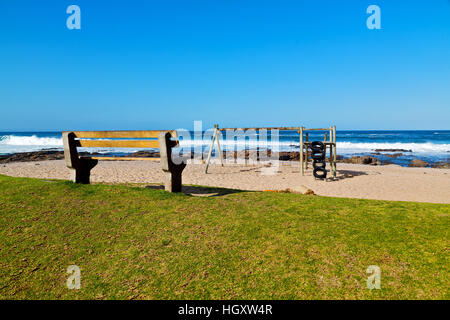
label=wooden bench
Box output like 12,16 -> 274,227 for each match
62,130 -> 186,192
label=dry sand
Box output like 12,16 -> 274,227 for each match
1,159 -> 449,204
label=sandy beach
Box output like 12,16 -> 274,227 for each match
1,159 -> 449,204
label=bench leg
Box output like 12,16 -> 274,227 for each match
70,159 -> 98,184
159,131 -> 187,193
164,168 -> 183,192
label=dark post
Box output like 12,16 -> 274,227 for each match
62,132 -> 97,184
159,131 -> 186,192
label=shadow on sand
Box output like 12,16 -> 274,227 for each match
330,169 -> 369,181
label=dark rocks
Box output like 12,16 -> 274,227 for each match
129,150 -> 160,158
360,156 -> 382,165
278,154 -> 291,161
3,149 -> 447,170
431,161 -> 450,169
0,151 -> 65,163
281,152 -> 300,161
341,155 -> 381,165
0,150 -> 110,163
384,153 -> 403,159
375,149 -> 412,152
408,159 -> 429,167
250,151 -> 381,165
372,152 -> 402,158
224,150 -> 298,161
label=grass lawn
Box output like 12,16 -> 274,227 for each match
0,174 -> 448,299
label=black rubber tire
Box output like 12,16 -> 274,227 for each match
311,152 -> 325,161
311,141 -> 324,152
313,167 -> 327,179
313,161 -> 326,169
310,141 -> 327,179
311,147 -> 324,153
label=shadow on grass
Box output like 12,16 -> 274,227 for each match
144,184 -> 247,197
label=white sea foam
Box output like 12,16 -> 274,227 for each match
337,142 -> 450,154
0,135 -> 62,146
0,135 -> 63,154
0,134 -> 162,155
1,134 -> 449,156
179,139 -> 450,154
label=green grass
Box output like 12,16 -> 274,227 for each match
0,174 -> 448,300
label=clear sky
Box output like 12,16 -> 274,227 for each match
0,0 -> 449,131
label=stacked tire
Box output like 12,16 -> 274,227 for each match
310,141 -> 327,179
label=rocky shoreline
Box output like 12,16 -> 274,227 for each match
0,151 -> 66,163
0,149 -> 448,169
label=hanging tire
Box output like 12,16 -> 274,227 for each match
313,161 -> 326,169
311,152 -> 325,161
313,167 -> 327,179
311,141 -> 324,152
310,141 -> 327,179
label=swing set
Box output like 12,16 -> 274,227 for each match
204,124 -> 337,178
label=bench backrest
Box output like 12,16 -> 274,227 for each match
62,130 -> 178,165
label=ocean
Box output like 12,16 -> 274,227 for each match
0,130 -> 449,167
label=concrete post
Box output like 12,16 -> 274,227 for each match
159,131 -> 186,192
62,132 -> 97,184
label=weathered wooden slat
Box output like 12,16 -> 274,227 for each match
218,127 -> 300,131
81,156 -> 161,161
303,128 -> 331,131
64,130 -> 177,139
76,139 -> 160,148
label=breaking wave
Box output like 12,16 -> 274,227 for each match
1,134 -> 449,156
0,135 -> 62,146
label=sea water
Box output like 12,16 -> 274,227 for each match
1,130 -> 449,167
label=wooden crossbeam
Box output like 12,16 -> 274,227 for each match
217,127 -> 300,131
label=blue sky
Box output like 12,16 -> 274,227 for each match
0,0 -> 449,131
